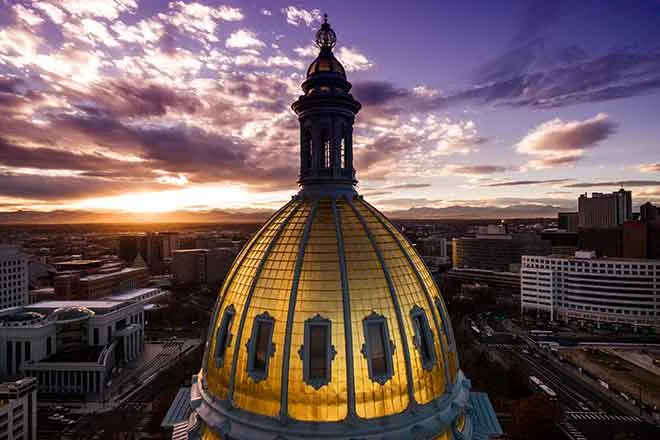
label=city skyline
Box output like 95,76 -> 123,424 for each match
1,0 -> 659,220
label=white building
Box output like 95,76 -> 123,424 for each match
1,247 -> 28,310
0,288 -> 167,399
521,253 -> 659,328
0,377 -> 37,440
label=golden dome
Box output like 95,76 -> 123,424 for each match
199,196 -> 460,427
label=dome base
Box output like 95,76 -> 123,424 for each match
189,372 -> 473,440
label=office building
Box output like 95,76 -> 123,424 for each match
452,230 -> 551,272
173,19 -> 501,440
622,221 -> 647,258
1,246 -> 28,311
171,248 -> 235,285
558,212 -> 578,232
446,268 -> 521,305
640,201 -> 658,222
0,377 -> 37,440
119,233 -> 179,274
0,288 -> 165,400
577,189 -> 632,228
53,260 -> 148,300
521,253 -> 659,329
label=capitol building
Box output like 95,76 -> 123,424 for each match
176,17 -> 501,440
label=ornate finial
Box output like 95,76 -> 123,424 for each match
315,14 -> 336,49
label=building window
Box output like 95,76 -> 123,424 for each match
298,314 -> 336,389
93,328 -> 99,345
410,305 -> 436,370
361,312 -> 395,385
246,312 -> 276,382
214,305 -> 236,367
46,337 -> 52,356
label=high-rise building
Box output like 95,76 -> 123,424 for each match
452,229 -> 552,272
1,246 -> 28,310
0,377 -> 37,440
171,249 -> 207,285
171,248 -> 236,285
640,201 -> 658,222
521,253 -> 659,328
577,188 -> 632,228
558,212 -> 578,232
174,18 -> 501,440
622,220 -> 647,258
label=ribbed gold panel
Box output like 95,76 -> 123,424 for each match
354,200 -> 446,404
232,200 -> 311,417
206,200 -> 300,400
365,202 -> 459,383
288,199 -> 348,421
338,200 -> 409,418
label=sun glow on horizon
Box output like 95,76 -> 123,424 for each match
71,185 -> 253,213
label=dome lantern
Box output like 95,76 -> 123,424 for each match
293,15 -> 360,198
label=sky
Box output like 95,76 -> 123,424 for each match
0,0 -> 659,219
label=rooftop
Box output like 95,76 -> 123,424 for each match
39,347 -> 105,363
81,265 -> 146,281
26,300 -> 125,313
106,287 -> 164,302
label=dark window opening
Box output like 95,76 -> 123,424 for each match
93,328 -> 99,345
309,325 -> 328,379
247,312 -> 276,382
215,306 -> 235,366
46,337 -> 52,356
411,306 -> 436,370
300,315 -> 335,389
367,321 -> 388,377
252,320 -> 273,372
361,312 -> 395,384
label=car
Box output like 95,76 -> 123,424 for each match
48,414 -> 64,421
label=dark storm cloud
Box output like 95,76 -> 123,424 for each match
0,137 -> 126,172
383,183 -> 431,190
484,179 -> 572,187
351,81 -> 410,106
103,81 -> 202,117
446,165 -> 509,175
0,172 -> 167,200
563,180 -> 660,188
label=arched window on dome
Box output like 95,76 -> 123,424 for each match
246,312 -> 276,382
410,305 -> 436,371
298,314 -> 337,390
214,305 -> 235,368
361,312 -> 395,385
